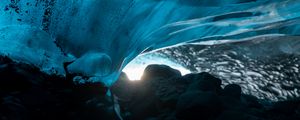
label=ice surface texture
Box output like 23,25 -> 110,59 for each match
1,0 -> 300,86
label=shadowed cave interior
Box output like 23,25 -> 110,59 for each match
1,0 -> 300,120
1,56 -> 300,120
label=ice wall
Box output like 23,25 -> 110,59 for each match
1,0 -> 300,86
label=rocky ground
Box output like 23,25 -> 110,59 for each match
1,56 -> 300,120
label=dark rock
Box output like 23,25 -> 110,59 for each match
245,108 -> 266,119
0,60 -> 38,93
241,94 -> 263,109
176,91 -> 222,120
119,71 -> 188,119
0,96 -> 27,120
268,98 -> 300,115
220,85 -> 263,116
217,110 -> 261,120
112,72 -> 134,102
116,72 -> 161,120
141,64 -> 181,81
219,95 -> 245,111
0,56 -> 117,120
128,94 -> 160,120
296,104 -> 300,118
2,60 -> 300,120
155,77 -> 189,109
187,72 -> 222,93
223,84 -> 242,98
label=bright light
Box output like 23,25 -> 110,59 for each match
123,53 -> 191,81
122,64 -> 146,81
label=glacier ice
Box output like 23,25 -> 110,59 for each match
158,35 -> 300,101
1,0 -> 300,86
0,25 -> 67,75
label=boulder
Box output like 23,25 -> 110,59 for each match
141,64 -> 181,81
219,95 -> 245,111
223,84 -> 242,99
217,110 -> 261,120
0,57 -> 117,120
111,72 -> 134,102
176,91 -> 222,120
187,72 -> 222,93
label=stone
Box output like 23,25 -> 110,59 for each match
111,72 -> 133,102
141,64 -> 181,81
223,84 -> 242,98
219,95 -> 245,111
241,94 -> 262,109
0,57 -> 117,120
217,110 -> 261,120
187,72 -> 222,93
176,91 -> 222,120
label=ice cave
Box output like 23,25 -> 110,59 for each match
1,0 -> 300,120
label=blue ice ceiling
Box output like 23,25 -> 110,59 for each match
1,0 -> 300,86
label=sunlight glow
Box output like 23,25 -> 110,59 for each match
123,53 -> 191,81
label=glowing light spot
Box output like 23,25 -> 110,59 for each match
123,53 -> 191,81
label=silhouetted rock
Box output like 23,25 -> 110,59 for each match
219,95 -> 245,111
141,64 -> 181,81
187,72 -> 222,93
118,65 -> 300,120
223,84 -> 242,98
217,110 -> 261,120
1,60 -> 300,120
111,72 -> 134,106
272,99 -> 300,114
0,56 -> 117,120
176,91 -> 222,120
241,94 -> 263,109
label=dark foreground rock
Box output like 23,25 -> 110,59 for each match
0,57 -> 117,120
113,64 -> 300,120
1,59 -> 300,120
176,91 -> 221,120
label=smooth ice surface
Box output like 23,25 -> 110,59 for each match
1,0 -> 300,86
